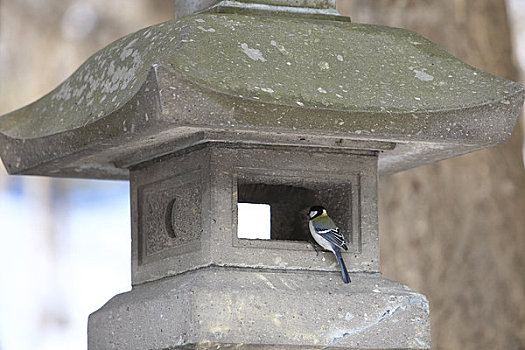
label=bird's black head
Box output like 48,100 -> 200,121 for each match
308,206 -> 326,220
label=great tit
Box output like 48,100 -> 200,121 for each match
308,206 -> 351,283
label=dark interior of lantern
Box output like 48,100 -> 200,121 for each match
237,180 -> 352,243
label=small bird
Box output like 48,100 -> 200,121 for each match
308,206 -> 351,283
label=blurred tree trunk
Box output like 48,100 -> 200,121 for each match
338,0 -> 525,349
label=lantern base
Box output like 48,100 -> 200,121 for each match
88,267 -> 430,349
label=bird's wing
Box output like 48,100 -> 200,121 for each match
311,218 -> 348,250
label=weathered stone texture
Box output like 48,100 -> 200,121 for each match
2,3 -> 522,350
1,12 -> 522,178
130,144 -> 380,285
89,268 -> 430,349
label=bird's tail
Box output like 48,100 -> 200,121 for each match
334,249 -> 351,283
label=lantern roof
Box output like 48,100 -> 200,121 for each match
1,9 -> 523,178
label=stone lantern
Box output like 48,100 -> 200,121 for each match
1,1 -> 523,349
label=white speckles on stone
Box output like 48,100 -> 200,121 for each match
8,14 -> 521,145
120,38 -> 138,61
414,338 -> 428,347
52,81 -> 72,101
318,61 -> 330,71
240,43 -> 266,62
197,26 -> 216,33
107,60 -> 116,75
345,313 -> 354,321
270,40 -> 289,55
414,69 -> 434,81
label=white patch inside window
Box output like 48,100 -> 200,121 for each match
237,203 -> 271,239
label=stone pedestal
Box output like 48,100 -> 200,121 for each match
89,269 -> 429,349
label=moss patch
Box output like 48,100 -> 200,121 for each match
0,13 -> 522,139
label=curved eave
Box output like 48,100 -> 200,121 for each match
0,13 -> 523,178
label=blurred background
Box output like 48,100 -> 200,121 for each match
0,0 -> 524,349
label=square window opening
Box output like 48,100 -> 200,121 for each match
237,181 -> 352,243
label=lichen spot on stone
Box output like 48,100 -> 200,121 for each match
414,69 -> 434,82
318,61 -> 330,70
240,43 -> 266,62
197,26 -> 216,33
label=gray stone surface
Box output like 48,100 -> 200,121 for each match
130,143 -> 382,285
175,0 -> 338,20
1,10 -> 522,178
205,0 -> 343,20
88,267 -> 430,349
175,0 -> 220,19
237,0 -> 336,8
